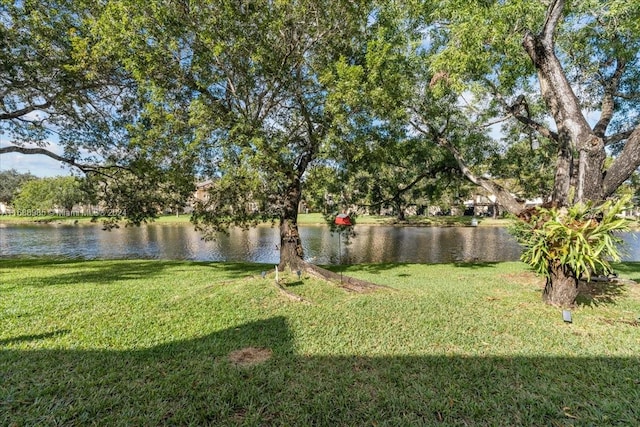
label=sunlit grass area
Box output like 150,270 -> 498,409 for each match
1,258 -> 639,425
0,212 -> 516,227
2,209 -> 636,230
296,213 -> 512,226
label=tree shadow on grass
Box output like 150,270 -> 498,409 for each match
576,280 -> 628,307
322,262 -> 400,276
0,257 -> 91,269
452,261 -> 502,269
0,330 -> 70,346
331,262 -> 503,278
2,317 -> 639,426
1,259 -> 269,288
2,259 -> 172,287
612,262 -> 640,283
575,262 -> 640,307
193,261 -> 270,279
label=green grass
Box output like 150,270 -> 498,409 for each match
2,212 -> 637,231
1,258 -> 640,426
296,213 -> 512,226
0,212 -> 510,226
0,214 -> 194,225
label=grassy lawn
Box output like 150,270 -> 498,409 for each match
0,213 -> 506,226
0,214 -> 191,225
1,258 -> 639,426
2,212 -> 636,230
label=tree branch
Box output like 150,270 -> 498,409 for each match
604,129 -> 634,146
484,82 -> 558,142
511,114 -> 559,142
522,0 -> 592,152
602,125 -> 640,197
0,145 -> 128,177
410,113 -> 524,214
593,58 -> 626,138
437,138 -> 525,215
0,145 -> 87,170
614,91 -> 640,100
0,100 -> 53,120
541,0 -> 565,47
358,172 -> 431,210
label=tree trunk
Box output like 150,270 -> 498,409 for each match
520,0 -> 610,306
577,136 -> 607,203
278,181 -> 305,272
551,140 -> 572,206
274,181 -> 386,293
542,262 -> 579,306
603,125 -> 640,197
279,218 -> 305,271
395,199 -> 405,221
522,0 -> 607,207
441,138 -> 525,215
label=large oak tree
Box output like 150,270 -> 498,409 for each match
415,0 -> 640,304
93,0 -> 385,286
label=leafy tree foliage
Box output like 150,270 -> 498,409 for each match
1,0 -> 127,161
424,0 -> 640,208
392,0 -> 640,305
302,164 -> 348,215
0,169 -> 36,204
2,0 -> 637,302
345,137 -> 464,220
488,137 -> 556,202
12,180 -> 53,212
0,0 -> 197,223
322,0 -> 639,304
13,176 -> 90,212
94,0 -> 380,269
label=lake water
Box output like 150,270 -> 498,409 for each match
1,223 -> 638,264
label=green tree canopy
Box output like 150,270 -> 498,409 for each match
93,0 -> 384,272
423,0 -> 640,209
12,176 -> 89,212
0,169 -> 36,205
332,0 -> 640,305
0,0 -> 197,224
414,0 -> 640,305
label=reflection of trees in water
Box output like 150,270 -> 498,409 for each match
345,226 -> 394,264
4,225 -> 638,263
344,227 -> 523,264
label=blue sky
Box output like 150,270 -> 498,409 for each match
1,114 -> 75,176
0,143 -> 73,178
0,107 -> 614,179
0,152 -> 72,177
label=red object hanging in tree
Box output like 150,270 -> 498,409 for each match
334,213 -> 352,226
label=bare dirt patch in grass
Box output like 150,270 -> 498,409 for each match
228,347 -> 273,367
500,271 -> 542,288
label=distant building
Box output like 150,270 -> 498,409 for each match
0,202 -> 11,215
194,180 -> 215,202
463,194 -> 545,217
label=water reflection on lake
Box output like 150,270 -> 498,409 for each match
1,223 -> 638,264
